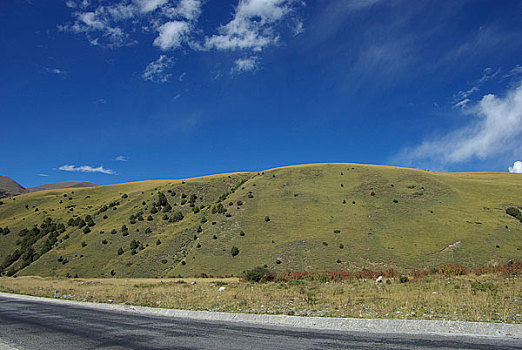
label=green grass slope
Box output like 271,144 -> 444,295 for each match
0,164 -> 520,278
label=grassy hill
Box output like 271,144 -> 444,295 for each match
0,163 -> 520,278
26,181 -> 98,193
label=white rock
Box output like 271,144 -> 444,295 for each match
376,276 -> 383,283
218,286 -> 226,292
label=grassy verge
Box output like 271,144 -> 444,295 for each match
1,272 -> 520,323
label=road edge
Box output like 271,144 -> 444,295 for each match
1,292 -> 520,339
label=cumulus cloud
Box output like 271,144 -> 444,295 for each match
142,55 -> 174,82
61,0 -> 302,72
153,21 -> 191,50
509,161 -> 522,173
203,0 -> 301,51
60,0 -> 201,48
115,155 -> 128,161
163,0 -> 201,20
233,56 -> 259,73
397,82 -> 522,168
59,164 -> 115,175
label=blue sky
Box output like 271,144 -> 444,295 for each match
1,0 -> 522,187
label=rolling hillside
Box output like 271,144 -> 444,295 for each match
0,163 -> 520,278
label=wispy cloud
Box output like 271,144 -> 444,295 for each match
37,173 -> 49,177
233,56 -> 259,73
115,155 -> 128,161
508,161 -> 522,173
396,82 -> 522,169
142,55 -> 174,83
59,164 -> 115,175
453,67 -> 500,108
46,67 -> 67,76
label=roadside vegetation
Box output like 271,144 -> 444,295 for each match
0,261 -> 520,324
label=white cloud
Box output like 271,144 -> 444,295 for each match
178,72 -> 186,81
153,21 -> 190,50
38,173 -> 49,177
163,0 -> 202,20
453,98 -> 470,109
453,67 -> 500,106
59,164 -> 115,175
233,56 -> 259,73
46,67 -> 67,76
173,93 -> 182,100
509,161 -> 522,173
61,0 -> 300,71
142,55 -> 174,82
203,0 -> 302,51
115,155 -> 128,161
397,82 -> 522,167
135,0 -> 169,14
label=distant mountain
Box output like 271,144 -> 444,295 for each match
26,181 -> 97,192
0,176 -> 26,198
0,176 -> 97,198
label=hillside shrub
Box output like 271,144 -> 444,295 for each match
506,207 -> 522,221
400,276 -> 409,283
81,241 -> 87,247
231,246 -> 239,257
117,248 -> 124,255
264,216 -> 270,222
438,264 -> 469,276
172,211 -> 184,222
83,227 -> 91,234
243,266 -> 275,283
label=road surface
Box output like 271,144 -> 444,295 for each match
0,296 -> 520,349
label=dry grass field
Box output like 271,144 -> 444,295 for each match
1,272 -> 520,324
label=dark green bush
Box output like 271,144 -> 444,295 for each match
117,248 -> 124,255
231,246 -> 239,257
244,266 -> 275,283
400,276 -> 409,283
264,216 -> 270,222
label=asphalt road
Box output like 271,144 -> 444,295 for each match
0,297 -> 520,350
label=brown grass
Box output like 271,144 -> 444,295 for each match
0,272 -> 520,323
